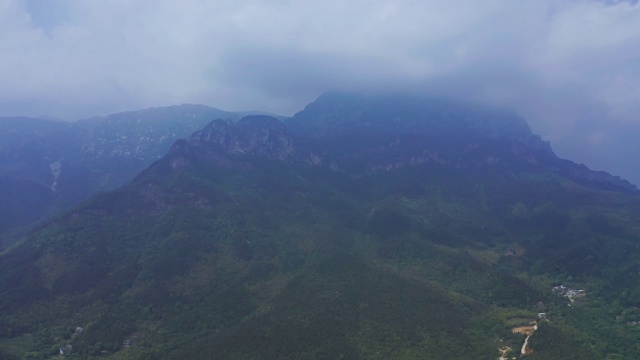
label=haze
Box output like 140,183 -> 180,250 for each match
2,0 -> 639,185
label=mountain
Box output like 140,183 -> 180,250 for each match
0,105 -> 273,248
288,92 -> 636,192
1,93 -> 640,359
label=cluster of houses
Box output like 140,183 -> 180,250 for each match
58,325 -> 135,356
552,285 -> 586,302
59,327 -> 84,356
615,307 -> 640,326
59,344 -> 72,356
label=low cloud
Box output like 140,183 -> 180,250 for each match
2,0 -> 640,183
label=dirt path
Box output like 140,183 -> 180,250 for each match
520,326 -> 536,355
498,346 -> 511,360
512,323 -> 538,356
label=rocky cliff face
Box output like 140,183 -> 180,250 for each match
167,116 -> 295,170
170,93 -> 637,193
188,116 -> 294,160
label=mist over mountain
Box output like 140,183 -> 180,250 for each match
287,93 -> 636,192
1,93 -> 640,359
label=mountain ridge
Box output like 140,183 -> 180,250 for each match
160,93 -> 636,193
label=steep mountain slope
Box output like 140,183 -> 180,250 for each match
1,94 -> 639,359
0,105 -> 260,247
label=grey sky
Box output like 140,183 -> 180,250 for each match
2,0 -> 640,185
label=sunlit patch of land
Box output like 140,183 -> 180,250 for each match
512,321 -> 538,356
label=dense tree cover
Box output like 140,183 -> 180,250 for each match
0,157 -> 638,359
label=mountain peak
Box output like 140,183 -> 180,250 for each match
283,92 -> 636,192
288,92 -> 538,144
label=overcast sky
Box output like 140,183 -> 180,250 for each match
2,0 -> 640,185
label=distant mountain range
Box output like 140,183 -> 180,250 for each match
0,105 -> 277,246
1,93 -> 639,359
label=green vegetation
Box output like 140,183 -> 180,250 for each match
1,96 -> 640,358
1,157 -> 638,359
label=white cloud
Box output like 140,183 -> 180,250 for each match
2,0 -> 640,183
